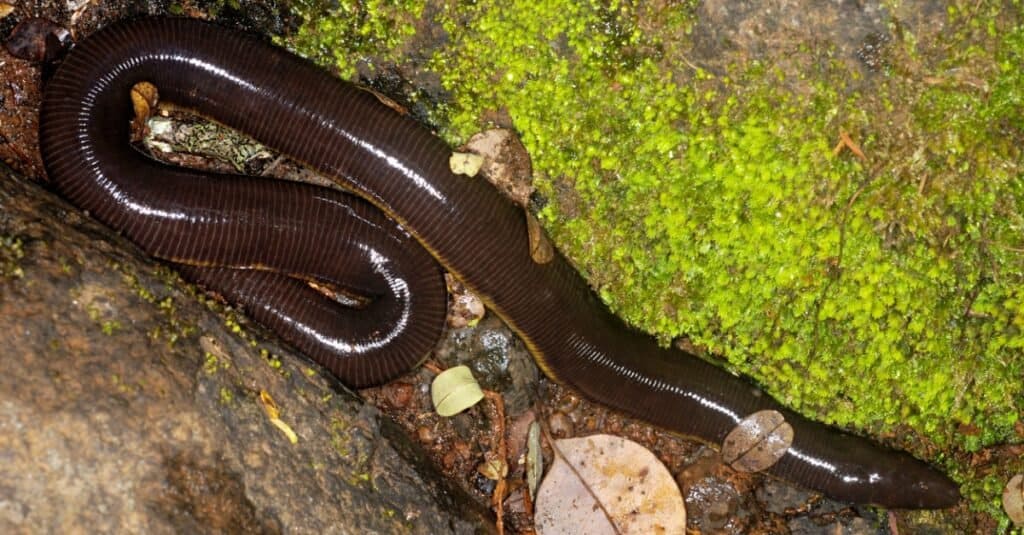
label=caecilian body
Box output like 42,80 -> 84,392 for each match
39,16 -> 961,509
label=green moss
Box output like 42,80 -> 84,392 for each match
100,319 -> 122,336
0,235 -> 25,279
283,0 -> 1023,524
219,386 -> 234,405
110,373 -> 137,395
203,352 -> 230,375
122,267 -> 197,346
426,0 -> 1022,451
225,317 -> 244,335
203,353 -> 218,375
284,0 -> 426,79
84,296 -> 123,336
329,418 -> 352,458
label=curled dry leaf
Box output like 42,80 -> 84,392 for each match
431,365 -> 484,417
1004,474 -> 1024,527
478,454 -> 508,481
259,390 -> 298,444
130,81 -> 159,141
526,421 -> 542,501
463,129 -> 534,206
526,211 -> 554,264
368,89 -> 408,115
535,434 -> 685,535
721,409 -> 793,472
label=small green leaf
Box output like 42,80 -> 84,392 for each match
431,365 -> 484,417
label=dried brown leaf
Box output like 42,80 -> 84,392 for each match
535,434 -> 685,534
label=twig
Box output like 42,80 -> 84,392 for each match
832,129 -> 867,162
887,510 -> 901,535
484,390 -> 508,535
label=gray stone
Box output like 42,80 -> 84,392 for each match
0,167 -> 490,534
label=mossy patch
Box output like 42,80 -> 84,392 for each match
280,0 -> 1023,525
0,235 -> 25,279
285,0 -> 426,79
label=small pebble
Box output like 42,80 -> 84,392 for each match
547,411 -> 574,438
4,17 -> 71,62
452,440 -> 472,461
473,471 -> 497,495
445,274 -> 485,328
383,381 -> 414,409
442,450 -> 458,470
416,425 -> 435,444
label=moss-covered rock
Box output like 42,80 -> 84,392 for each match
282,0 -> 1023,527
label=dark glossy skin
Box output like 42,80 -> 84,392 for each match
38,17 -> 960,508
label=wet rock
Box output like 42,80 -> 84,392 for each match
434,314 -> 540,416
692,0 -> 889,74
4,17 -> 71,62
757,478 -> 818,514
547,411 -> 574,438
462,129 -> 533,208
789,514 -> 877,535
0,167 -> 490,533
684,477 -> 752,534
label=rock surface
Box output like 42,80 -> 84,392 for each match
0,166 -> 489,534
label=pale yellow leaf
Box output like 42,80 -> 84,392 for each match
449,152 -> 484,176
431,365 -> 484,416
